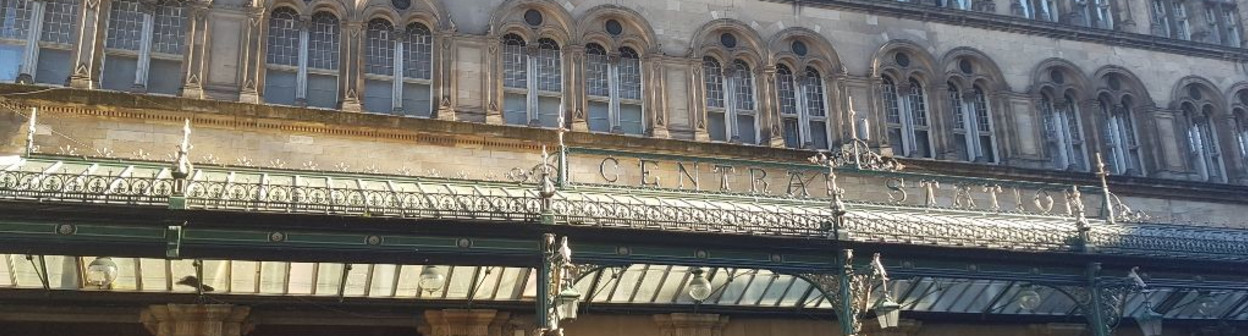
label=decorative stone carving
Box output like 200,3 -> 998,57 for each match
140,304 -> 253,336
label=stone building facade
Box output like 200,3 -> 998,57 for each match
0,0 -> 1246,335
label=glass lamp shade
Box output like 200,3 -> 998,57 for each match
418,265 -> 446,292
1136,306 -> 1164,336
687,270 -> 713,302
874,298 -> 902,329
85,257 -> 118,288
555,287 -> 582,320
1017,288 -> 1042,311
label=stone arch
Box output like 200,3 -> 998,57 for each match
688,19 -> 767,69
575,5 -> 659,54
939,47 -> 1008,93
488,0 -> 576,44
767,27 -> 844,77
1030,58 -> 1091,99
870,40 -> 938,86
1090,65 -> 1154,108
1171,76 -> 1225,112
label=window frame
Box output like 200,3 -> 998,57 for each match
362,19 -> 434,116
948,83 -> 997,163
777,64 -> 831,150
1183,103 -> 1227,182
0,0 -> 79,84
1099,97 -> 1145,175
585,43 -> 645,135
1041,92 -> 1089,171
263,9 -> 341,109
500,34 -> 563,128
882,76 -> 935,158
703,56 -> 760,144
102,0 -> 186,94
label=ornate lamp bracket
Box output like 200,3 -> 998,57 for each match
1065,264 -> 1148,336
537,234 -> 587,336
797,250 -> 895,336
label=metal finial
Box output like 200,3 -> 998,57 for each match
556,113 -> 566,149
172,119 -> 194,182
1094,152 -> 1115,224
24,107 -> 36,156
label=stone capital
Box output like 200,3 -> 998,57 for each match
653,313 -> 729,336
140,304 -> 253,336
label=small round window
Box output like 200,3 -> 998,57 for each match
1107,75 -> 1122,90
1239,92 -> 1248,106
524,9 -> 543,26
391,0 -> 410,10
958,59 -> 973,74
791,41 -> 808,56
605,19 -> 623,36
894,52 -> 910,67
1189,85 -> 1203,100
1050,70 -> 1065,84
720,33 -> 737,48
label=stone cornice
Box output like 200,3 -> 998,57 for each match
772,0 -> 1248,61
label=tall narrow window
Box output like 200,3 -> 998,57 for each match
1100,98 -> 1143,175
501,35 -> 561,128
0,0 -> 81,84
586,44 -> 644,135
1234,109 -> 1248,165
777,65 -> 829,150
1017,0 -> 1057,20
1185,104 -> 1225,182
1090,0 -> 1113,29
1205,7 -> 1222,43
1153,0 -> 1172,37
32,0 -> 75,85
883,77 -> 933,158
264,9 -> 340,109
1223,9 -> 1242,47
363,20 -> 433,116
1174,1 -> 1191,40
704,57 -> 759,144
1041,93 -> 1087,170
949,84 -> 996,162
103,0 -> 186,94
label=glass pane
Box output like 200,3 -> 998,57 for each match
363,79 -> 393,113
368,264 -> 399,297
979,135 -> 995,162
401,82 -> 431,117
503,92 -> 527,125
306,73 -> 338,109
737,114 -> 756,144
782,118 -> 799,148
152,3 -> 185,55
364,19 -> 394,76
586,52 -> 609,97
39,0 -> 76,44
537,96 -> 560,127
914,130 -> 931,157
618,55 -> 641,100
501,36 -> 526,89
148,58 -> 181,95
810,120 -> 828,149
619,103 -> 643,135
703,57 -> 723,108
266,8 -> 300,67
34,48 -> 68,85
402,23 -> 432,79
0,44 -> 22,82
307,13 -> 339,71
0,0 -> 31,40
263,69 -> 297,105
105,0 -> 143,51
588,101 -> 609,132
536,40 -> 561,92
101,54 -> 138,91
287,262 -> 316,295
888,128 -> 904,155
314,263 -> 344,296
953,133 -> 969,161
708,112 -> 726,141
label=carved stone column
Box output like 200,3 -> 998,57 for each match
760,65 -> 784,148
140,304 -> 252,336
180,0 -> 211,99
691,59 -> 710,142
1027,323 -> 1086,336
238,6 -> 266,103
423,309 -> 508,336
338,21 -> 363,112
653,313 -> 729,336
861,318 -> 922,336
565,44 -> 587,132
434,30 -> 456,121
68,0 -> 110,89
647,54 -> 670,138
485,36 -> 504,125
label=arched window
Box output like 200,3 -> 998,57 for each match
0,0 -> 78,84
363,19 -> 433,116
586,44 -> 643,134
777,65 -> 829,149
501,34 -> 561,127
1018,0 -> 1059,22
1234,109 -> 1248,164
949,84 -> 996,162
704,57 -> 758,144
1152,0 -> 1193,40
1041,92 -> 1087,170
883,77 -> 932,158
102,0 -> 186,94
1184,103 -> 1225,182
1100,96 -> 1143,175
264,9 -> 340,109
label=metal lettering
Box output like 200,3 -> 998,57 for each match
983,184 -> 1003,211
952,183 -> 975,209
639,159 -> 660,188
712,165 -> 735,192
919,180 -> 940,207
677,162 -> 699,190
886,178 -> 907,204
748,168 -> 769,194
1033,189 -> 1055,214
599,157 -> 620,183
786,171 -> 814,198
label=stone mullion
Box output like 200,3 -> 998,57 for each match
760,65 -> 784,148
484,38 -> 503,125
691,58 -> 709,142
238,6 -> 266,103
565,44 -> 586,132
434,31 -> 456,120
339,21 -> 363,112
647,54 -> 670,138
68,0 -> 110,89
180,0 -> 211,99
